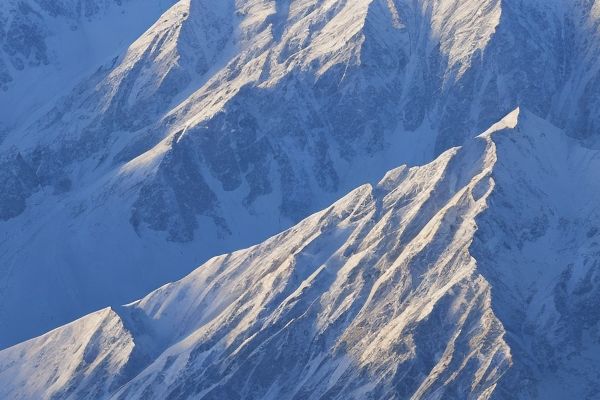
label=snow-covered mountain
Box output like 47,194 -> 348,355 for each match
2,109 -> 599,399
1,0 -> 600,353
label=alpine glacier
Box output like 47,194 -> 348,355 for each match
1,109 -> 599,399
0,1 -> 600,395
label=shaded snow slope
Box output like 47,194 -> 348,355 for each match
473,111 -> 600,399
2,109 -> 598,399
0,0 -> 176,129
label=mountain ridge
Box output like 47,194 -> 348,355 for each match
3,108 -> 598,399
2,0 -> 600,350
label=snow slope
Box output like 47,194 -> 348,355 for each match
2,0 -> 600,349
0,0 -> 176,129
2,109 -> 599,399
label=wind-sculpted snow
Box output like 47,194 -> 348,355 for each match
2,0 -> 600,349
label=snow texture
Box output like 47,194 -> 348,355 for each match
2,109 -> 599,399
1,0 -> 600,375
